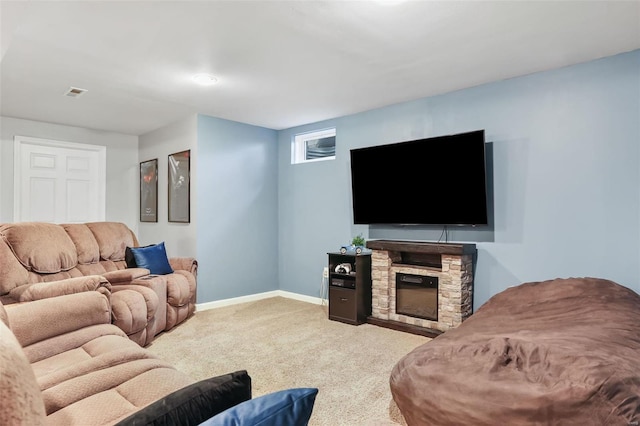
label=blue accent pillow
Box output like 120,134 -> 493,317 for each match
129,242 -> 174,275
199,387 -> 318,426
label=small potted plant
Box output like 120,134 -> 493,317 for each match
340,234 -> 366,254
352,234 -> 365,251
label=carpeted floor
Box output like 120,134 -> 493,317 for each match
146,296 -> 430,425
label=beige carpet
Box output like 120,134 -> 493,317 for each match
146,296 -> 430,425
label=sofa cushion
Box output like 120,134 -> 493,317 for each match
42,357 -> 180,415
114,370 -> 252,426
0,234 -> 31,295
201,387 -> 318,426
0,222 -> 77,273
47,367 -> 195,426
86,222 -> 136,262
129,243 -> 174,275
62,223 -> 101,264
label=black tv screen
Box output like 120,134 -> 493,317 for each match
350,130 -> 488,225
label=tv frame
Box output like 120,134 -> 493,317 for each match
349,130 -> 489,226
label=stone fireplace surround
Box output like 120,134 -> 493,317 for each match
366,240 -> 476,337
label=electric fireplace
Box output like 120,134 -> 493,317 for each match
396,273 -> 438,321
367,240 -> 476,335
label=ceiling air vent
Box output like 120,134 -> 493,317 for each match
64,87 -> 88,98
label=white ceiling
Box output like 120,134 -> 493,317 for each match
1,1 -> 639,136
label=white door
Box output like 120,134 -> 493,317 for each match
14,136 -> 106,223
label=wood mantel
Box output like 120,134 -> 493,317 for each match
366,239 -> 476,255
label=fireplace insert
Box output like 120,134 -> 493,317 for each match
396,273 -> 438,321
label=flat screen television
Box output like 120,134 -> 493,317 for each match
349,130 -> 488,225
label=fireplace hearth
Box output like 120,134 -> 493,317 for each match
366,240 -> 476,336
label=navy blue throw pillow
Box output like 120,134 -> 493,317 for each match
129,242 -> 174,275
115,370 -> 252,426
199,387 -> 318,426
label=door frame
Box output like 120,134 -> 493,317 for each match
13,135 -> 106,222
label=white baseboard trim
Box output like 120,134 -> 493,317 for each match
196,290 -> 326,312
278,290 -> 324,306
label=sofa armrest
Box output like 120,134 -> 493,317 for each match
111,285 -> 160,323
169,257 -> 198,277
5,291 -> 111,347
9,275 -> 111,302
102,268 -> 150,284
0,319 -> 47,425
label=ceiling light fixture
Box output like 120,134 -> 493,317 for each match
192,73 -> 218,86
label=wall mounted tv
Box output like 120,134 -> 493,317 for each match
349,129 -> 488,226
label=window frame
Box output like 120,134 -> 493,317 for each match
291,128 -> 336,164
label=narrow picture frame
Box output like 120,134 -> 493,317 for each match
140,158 -> 158,222
168,150 -> 190,223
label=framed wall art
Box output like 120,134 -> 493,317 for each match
168,150 -> 190,223
140,158 -> 158,222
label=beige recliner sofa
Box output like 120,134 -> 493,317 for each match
0,221 -> 197,346
0,291 -> 251,425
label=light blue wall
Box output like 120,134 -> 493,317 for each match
277,120 -> 350,299
197,114 -> 279,302
278,50 -> 640,309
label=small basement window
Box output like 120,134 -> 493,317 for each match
291,128 -> 336,164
